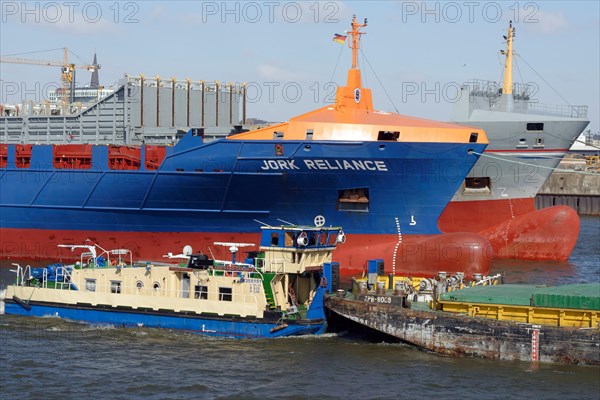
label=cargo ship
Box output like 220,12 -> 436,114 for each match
0,17 -> 490,278
440,22 -> 590,260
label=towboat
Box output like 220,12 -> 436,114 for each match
2,222 -> 345,338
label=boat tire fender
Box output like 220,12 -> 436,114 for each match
12,295 -> 31,311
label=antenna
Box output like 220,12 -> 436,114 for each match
276,218 -> 295,225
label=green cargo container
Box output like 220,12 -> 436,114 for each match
440,284 -> 540,306
531,283 -> 600,311
440,283 -> 600,311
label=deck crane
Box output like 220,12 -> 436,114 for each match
0,48 -> 100,105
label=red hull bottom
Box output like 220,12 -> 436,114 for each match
438,198 -> 580,261
1,229 -> 492,278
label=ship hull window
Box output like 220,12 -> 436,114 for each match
463,177 -> 492,195
338,188 -> 369,212
527,123 -> 544,131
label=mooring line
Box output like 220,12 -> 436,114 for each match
471,151 -> 599,176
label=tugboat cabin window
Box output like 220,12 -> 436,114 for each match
377,131 -> 400,141
469,132 -> 478,143
527,123 -> 544,131
338,188 -> 369,212
85,279 -> 96,292
271,233 -> 279,246
195,285 -> 208,300
219,287 -> 233,302
110,280 -> 122,294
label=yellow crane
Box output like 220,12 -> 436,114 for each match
0,47 -> 100,105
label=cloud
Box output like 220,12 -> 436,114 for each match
257,63 -> 313,81
43,18 -> 119,35
179,1 -> 352,25
525,10 -> 568,34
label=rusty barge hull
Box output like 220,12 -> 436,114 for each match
325,296 -> 600,365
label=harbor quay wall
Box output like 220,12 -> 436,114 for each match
536,172 -> 600,216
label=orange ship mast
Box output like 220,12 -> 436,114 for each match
335,15 -> 373,111
348,15 -> 367,70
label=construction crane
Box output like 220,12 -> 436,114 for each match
0,47 -> 100,105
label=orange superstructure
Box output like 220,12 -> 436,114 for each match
230,16 -> 488,147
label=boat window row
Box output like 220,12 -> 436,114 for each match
86,278 -> 235,303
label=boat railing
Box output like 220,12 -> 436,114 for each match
38,266 -> 78,290
473,274 -> 503,286
526,102 -> 588,118
466,79 -> 502,98
259,259 -> 285,274
13,263 -> 31,286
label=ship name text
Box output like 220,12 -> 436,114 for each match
260,159 -> 388,172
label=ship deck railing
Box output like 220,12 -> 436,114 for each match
11,263 -> 79,291
464,79 -> 588,118
526,102 -> 588,118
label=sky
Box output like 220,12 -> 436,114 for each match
1,1 -> 598,136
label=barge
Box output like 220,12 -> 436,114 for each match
325,267 -> 599,365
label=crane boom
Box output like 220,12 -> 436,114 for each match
0,56 -> 98,70
0,48 -> 101,105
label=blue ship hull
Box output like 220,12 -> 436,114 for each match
0,134 -> 487,274
3,301 -> 325,338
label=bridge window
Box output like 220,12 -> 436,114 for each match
271,233 -> 279,246
219,287 -> 232,302
469,132 -> 478,143
377,131 -> 400,141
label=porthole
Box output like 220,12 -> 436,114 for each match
153,282 -> 161,291
136,280 -> 144,290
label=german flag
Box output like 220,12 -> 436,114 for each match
333,33 -> 347,44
